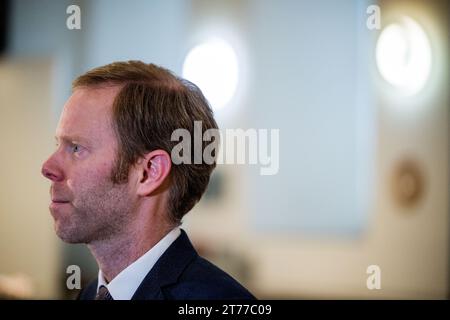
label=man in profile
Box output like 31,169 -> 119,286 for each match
41,60 -> 254,300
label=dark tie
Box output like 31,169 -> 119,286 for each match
95,285 -> 114,300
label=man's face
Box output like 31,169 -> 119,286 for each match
42,86 -> 134,244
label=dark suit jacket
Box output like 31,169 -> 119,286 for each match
78,229 -> 255,300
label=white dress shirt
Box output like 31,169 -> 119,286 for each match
96,227 -> 181,300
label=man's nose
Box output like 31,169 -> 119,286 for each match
41,153 -> 64,182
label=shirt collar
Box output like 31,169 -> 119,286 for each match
97,226 -> 181,300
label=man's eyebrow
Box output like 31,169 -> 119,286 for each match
55,135 -> 90,144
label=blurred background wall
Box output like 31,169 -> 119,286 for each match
0,0 -> 448,299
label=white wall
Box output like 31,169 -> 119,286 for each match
0,59 -> 59,298
186,0 -> 448,299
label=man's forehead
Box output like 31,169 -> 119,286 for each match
56,86 -> 120,141
66,85 -> 120,113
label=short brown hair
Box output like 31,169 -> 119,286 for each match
73,60 -> 218,224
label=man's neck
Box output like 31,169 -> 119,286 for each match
87,216 -> 174,283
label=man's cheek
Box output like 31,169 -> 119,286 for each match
67,171 -> 97,195
91,159 -> 115,178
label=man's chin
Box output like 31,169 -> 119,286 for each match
54,223 -> 89,244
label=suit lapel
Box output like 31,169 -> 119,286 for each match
78,278 -> 98,300
131,228 -> 198,300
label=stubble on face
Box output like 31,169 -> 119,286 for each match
51,168 -> 133,244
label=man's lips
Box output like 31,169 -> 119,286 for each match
50,199 -> 71,209
50,199 -> 71,213
51,199 -> 70,203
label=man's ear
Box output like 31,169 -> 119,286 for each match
136,150 -> 172,197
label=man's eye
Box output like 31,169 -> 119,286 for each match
71,144 -> 81,153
